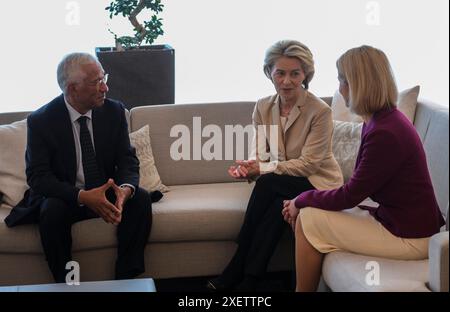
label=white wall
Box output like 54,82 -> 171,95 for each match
0,0 -> 448,113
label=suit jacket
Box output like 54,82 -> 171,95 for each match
5,95 -> 140,227
253,89 -> 343,190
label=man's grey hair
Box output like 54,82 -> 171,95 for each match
57,52 -> 101,94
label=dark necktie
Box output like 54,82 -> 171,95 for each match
78,116 -> 103,190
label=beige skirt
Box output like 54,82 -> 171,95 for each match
299,207 -> 430,260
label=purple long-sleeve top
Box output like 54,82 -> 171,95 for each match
295,107 -> 445,238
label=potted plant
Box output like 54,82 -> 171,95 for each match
96,0 -> 175,109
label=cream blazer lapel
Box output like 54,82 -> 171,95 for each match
273,88 -> 308,162
271,97 -> 286,161
284,88 -> 307,133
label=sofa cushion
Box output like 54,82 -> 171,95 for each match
0,203 -> 44,253
331,86 -> 420,124
0,182 -> 254,253
397,85 -> 420,123
0,112 -> 30,126
150,182 -> 253,242
332,121 -> 362,182
331,90 -> 363,123
130,102 -> 255,186
322,251 -> 430,292
129,125 -> 169,193
0,120 -> 28,207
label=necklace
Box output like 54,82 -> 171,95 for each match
279,103 -> 293,117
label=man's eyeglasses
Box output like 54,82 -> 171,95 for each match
89,74 -> 109,88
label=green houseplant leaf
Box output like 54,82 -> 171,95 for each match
106,0 -> 164,51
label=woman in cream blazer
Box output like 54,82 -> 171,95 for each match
253,91 -> 343,191
207,40 -> 343,292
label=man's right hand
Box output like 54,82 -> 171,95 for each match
78,179 -> 122,225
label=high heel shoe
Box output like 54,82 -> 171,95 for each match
206,276 -> 237,292
207,248 -> 246,291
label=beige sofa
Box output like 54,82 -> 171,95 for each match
0,97 -> 448,291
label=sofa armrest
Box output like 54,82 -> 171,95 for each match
428,231 -> 449,292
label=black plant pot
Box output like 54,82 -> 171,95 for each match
96,44 -> 175,110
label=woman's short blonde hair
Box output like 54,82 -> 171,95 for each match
336,45 -> 398,116
263,40 -> 315,89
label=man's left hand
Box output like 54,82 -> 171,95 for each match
111,183 -> 132,215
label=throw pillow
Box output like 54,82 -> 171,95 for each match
331,86 -> 420,124
129,125 -> 169,193
331,90 -> 363,123
397,85 -> 420,122
332,120 -> 363,182
0,119 -> 28,207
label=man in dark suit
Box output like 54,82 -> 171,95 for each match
5,53 -> 157,283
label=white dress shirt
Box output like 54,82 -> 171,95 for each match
64,98 -> 135,197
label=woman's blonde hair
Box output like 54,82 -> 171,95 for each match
263,40 -> 315,89
336,45 -> 398,116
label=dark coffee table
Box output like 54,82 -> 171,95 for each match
0,278 -> 156,292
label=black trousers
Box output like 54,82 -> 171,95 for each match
221,173 -> 315,281
38,187 -> 152,283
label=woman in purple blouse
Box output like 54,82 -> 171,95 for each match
282,45 -> 445,292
